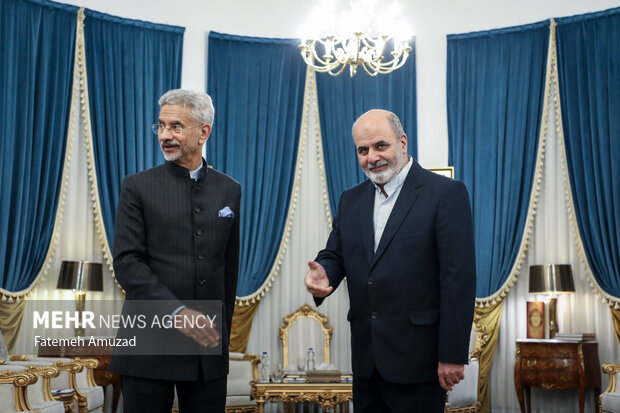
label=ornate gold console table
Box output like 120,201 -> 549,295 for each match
250,381 -> 352,413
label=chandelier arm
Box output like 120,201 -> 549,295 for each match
360,62 -> 380,76
365,52 -> 409,74
308,41 -> 335,66
328,63 -> 349,76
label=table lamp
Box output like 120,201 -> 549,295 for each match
529,264 -> 575,338
57,260 -> 103,336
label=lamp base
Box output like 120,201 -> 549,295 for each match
75,292 -> 86,337
548,297 -> 558,339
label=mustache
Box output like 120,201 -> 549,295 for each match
368,160 -> 388,170
160,139 -> 181,148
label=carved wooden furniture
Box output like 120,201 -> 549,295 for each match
279,304 -> 333,368
38,341 -> 118,413
225,353 -> 261,413
445,317 -> 489,413
0,364 -> 38,412
514,339 -> 601,413
172,352 -> 261,413
600,363 -> 620,413
251,381 -> 352,413
249,304 -> 349,412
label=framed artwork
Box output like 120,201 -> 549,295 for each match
428,166 -> 454,179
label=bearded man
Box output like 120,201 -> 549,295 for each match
305,109 -> 476,412
111,89 -> 240,412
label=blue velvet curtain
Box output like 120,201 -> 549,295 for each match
83,9 -> 184,246
207,32 -> 306,297
447,22 -> 549,298
315,42 -> 417,215
0,0 -> 77,292
556,8 -> 620,298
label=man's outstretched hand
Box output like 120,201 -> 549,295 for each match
304,261 -> 333,298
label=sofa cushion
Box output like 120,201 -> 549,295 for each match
30,400 -> 65,413
227,377 -> 252,396
81,385 -> 105,410
226,395 -> 256,407
602,391 -> 620,413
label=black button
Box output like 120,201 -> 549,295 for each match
198,279 -> 206,285
194,207 -> 201,213
196,255 -> 204,260
371,312 -> 378,319
195,229 -> 203,236
368,278 -> 374,286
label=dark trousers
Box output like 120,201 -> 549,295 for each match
353,368 -> 446,413
121,374 -> 227,413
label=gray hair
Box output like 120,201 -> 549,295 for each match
158,89 -> 215,125
352,109 -> 404,139
386,112 -> 404,139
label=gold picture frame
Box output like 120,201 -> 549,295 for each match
428,166 -> 454,179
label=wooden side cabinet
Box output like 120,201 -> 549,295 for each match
514,339 -> 601,413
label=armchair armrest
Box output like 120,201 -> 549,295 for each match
600,363 -> 620,413
18,356 -> 103,412
0,365 -> 38,412
602,364 -> 620,394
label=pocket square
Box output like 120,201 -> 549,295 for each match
218,206 -> 234,218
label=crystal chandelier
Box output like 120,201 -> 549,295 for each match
298,0 -> 412,77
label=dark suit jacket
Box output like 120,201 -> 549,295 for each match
110,160 -> 241,381
315,159 -> 476,384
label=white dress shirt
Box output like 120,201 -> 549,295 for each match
189,161 -> 203,181
372,157 -> 413,252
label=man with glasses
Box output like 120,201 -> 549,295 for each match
111,89 -> 241,412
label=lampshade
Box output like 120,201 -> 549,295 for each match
57,261 -> 103,292
529,264 -> 575,294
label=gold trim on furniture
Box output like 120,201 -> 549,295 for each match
428,167 -> 455,179
445,402 -> 481,413
25,365 -> 60,402
471,315 -> 489,359
446,318 -> 487,413
225,407 -> 259,413
599,363 -> 620,413
251,381 -> 352,412
0,369 -> 38,412
230,353 -> 261,382
279,304 -> 333,368
227,353 -> 260,413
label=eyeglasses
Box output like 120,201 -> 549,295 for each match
151,123 -> 200,135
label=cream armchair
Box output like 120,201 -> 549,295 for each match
38,356 -> 104,413
0,364 -> 37,412
225,352 -> 260,412
0,330 -> 103,413
0,363 -> 66,413
172,352 -> 260,413
13,364 -> 65,413
445,318 -> 488,413
600,364 -> 620,413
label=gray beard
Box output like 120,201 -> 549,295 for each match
364,157 -> 404,185
160,141 -> 182,162
162,151 -> 182,162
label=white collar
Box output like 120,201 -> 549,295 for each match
373,156 -> 412,197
